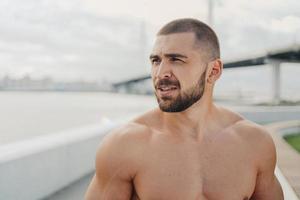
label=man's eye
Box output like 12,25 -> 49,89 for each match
170,57 -> 183,62
151,59 -> 160,64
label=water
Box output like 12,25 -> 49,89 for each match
0,91 -> 156,145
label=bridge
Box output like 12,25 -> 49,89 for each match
112,44 -> 300,103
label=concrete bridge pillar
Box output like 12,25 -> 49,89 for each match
268,59 -> 282,104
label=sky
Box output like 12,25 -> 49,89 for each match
84,0 -> 300,57
0,0 -> 299,83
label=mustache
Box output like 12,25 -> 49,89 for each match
156,79 -> 180,89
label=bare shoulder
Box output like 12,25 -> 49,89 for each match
84,122 -> 152,199
214,105 -> 275,154
233,119 -> 275,146
101,121 -> 151,145
95,121 -> 152,180
97,121 -> 151,160
230,121 -> 283,199
231,119 -> 277,169
97,108 -> 159,161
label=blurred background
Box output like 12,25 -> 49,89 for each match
0,0 -> 300,199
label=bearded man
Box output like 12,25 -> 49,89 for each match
85,18 -> 284,200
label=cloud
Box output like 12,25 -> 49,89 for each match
270,15 -> 300,33
1,0 -> 299,82
213,0 -> 300,59
0,0 -> 150,82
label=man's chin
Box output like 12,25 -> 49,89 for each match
158,101 -> 182,112
158,106 -> 173,112
159,106 -> 181,113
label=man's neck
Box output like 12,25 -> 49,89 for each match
160,95 -> 219,140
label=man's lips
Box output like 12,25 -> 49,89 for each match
157,85 -> 178,91
157,85 -> 179,96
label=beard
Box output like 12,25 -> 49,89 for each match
154,70 -> 206,112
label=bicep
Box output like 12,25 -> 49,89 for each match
85,175 -> 102,200
251,128 -> 283,199
85,173 -> 133,200
85,131 -> 136,200
251,173 -> 283,200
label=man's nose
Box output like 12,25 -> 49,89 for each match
155,61 -> 172,79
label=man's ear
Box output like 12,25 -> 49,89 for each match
207,59 -> 223,84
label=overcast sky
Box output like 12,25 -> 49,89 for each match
84,0 -> 300,56
0,0 -> 299,82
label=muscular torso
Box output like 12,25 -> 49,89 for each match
129,109 -> 258,200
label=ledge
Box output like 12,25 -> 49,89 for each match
265,120 -> 300,199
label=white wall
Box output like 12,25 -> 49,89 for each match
0,121 -> 118,200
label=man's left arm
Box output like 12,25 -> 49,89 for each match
250,128 -> 284,200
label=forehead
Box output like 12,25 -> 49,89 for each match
152,32 -> 200,55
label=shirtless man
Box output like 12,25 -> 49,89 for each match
85,18 -> 284,200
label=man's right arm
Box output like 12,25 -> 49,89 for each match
85,125 -> 139,200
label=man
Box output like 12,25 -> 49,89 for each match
85,18 -> 284,199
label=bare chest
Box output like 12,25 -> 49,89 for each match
133,134 -> 257,200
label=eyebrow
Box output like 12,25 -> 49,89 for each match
149,53 -> 188,60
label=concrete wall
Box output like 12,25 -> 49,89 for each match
0,121 -> 118,200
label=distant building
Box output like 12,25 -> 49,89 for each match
0,75 -> 114,92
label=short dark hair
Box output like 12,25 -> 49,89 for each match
157,18 -> 220,60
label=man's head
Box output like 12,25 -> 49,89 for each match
158,18 -> 220,60
150,18 -> 222,112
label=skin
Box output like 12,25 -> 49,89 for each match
85,32 -> 284,200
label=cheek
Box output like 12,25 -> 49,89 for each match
180,77 -> 197,90
151,70 -> 156,84
151,67 -> 155,75
151,67 -> 158,78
